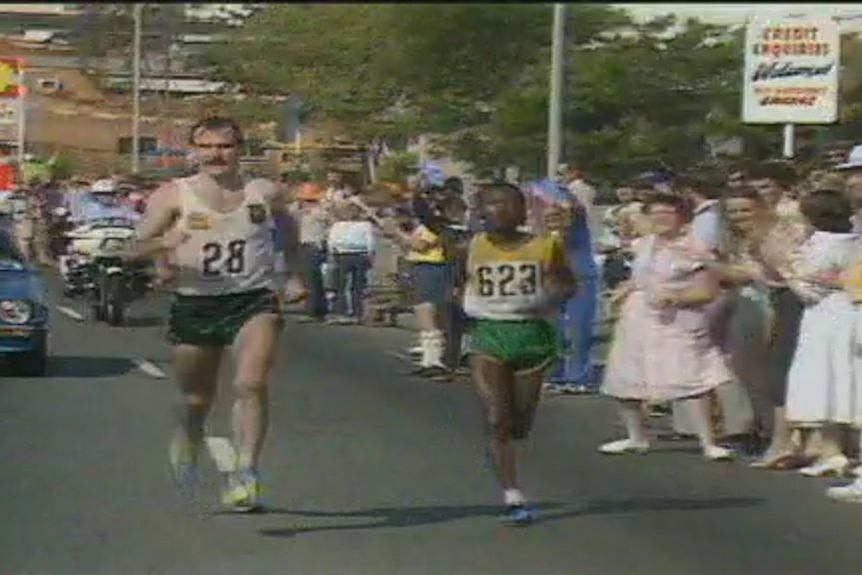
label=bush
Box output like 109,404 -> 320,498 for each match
378,151 -> 419,183
50,153 -> 77,181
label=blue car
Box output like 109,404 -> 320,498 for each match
0,227 -> 49,376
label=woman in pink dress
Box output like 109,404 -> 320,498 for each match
600,193 -> 735,461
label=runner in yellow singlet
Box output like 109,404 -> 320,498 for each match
462,182 -> 577,526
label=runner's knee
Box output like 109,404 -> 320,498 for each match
487,409 -> 514,441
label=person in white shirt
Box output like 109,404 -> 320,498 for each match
324,170 -> 354,206
326,200 -> 375,324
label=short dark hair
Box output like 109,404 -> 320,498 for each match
480,181 -> 526,211
675,167 -> 726,200
746,161 -> 796,189
443,176 -> 464,193
643,191 -> 692,221
799,188 -> 852,233
188,116 -> 244,146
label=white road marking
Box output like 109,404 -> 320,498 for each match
56,305 -> 85,321
205,436 -> 237,473
133,359 -> 167,379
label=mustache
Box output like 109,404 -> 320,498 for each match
206,159 -> 229,166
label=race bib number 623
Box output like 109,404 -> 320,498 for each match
475,261 -> 540,297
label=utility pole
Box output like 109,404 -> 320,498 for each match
547,3 -> 565,180
131,4 -> 142,174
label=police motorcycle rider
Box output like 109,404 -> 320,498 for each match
60,179 -> 149,304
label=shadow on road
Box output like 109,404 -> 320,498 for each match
48,356 -> 135,378
257,503 -> 543,537
539,496 -> 764,524
257,496 -> 763,538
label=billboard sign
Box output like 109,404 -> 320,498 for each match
742,16 -> 840,124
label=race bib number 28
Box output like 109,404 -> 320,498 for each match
202,239 -> 247,277
475,261 -> 540,297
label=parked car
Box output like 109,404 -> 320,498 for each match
0,228 -> 48,376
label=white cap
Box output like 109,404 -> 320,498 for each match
835,144 -> 862,171
91,178 -> 118,193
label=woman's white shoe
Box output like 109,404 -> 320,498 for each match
799,455 -> 849,477
599,439 -> 649,455
826,479 -> 862,503
703,445 -> 735,461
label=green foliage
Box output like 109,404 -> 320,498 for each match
200,5 -> 862,184
49,153 -> 77,181
222,98 -> 280,126
72,5 -> 134,68
378,151 -> 419,182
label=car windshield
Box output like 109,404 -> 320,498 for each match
0,230 -> 26,270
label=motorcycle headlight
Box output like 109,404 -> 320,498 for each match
0,300 -> 32,324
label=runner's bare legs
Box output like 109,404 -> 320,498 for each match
231,312 -> 283,471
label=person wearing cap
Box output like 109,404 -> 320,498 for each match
835,144 -> 862,232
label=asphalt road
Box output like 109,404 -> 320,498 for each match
1,273 -> 861,575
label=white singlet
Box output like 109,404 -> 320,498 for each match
172,177 -> 277,296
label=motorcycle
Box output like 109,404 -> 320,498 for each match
61,218 -> 151,325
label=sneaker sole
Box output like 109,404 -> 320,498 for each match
227,503 -> 265,513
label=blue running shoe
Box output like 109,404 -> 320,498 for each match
500,505 -> 535,527
169,431 -> 200,499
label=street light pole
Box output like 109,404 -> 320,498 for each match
131,4 -> 142,174
547,3 -> 565,180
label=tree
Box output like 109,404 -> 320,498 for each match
210,6 -> 858,182
199,5 -> 559,143
72,4 -> 135,71
198,5 -> 401,141
560,16 -> 747,181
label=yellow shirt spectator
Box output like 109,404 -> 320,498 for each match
406,224 -> 445,264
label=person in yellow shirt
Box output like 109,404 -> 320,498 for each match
462,182 -> 576,526
381,201 -> 449,377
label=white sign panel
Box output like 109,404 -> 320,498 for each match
0,98 -> 19,125
742,16 -> 840,124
